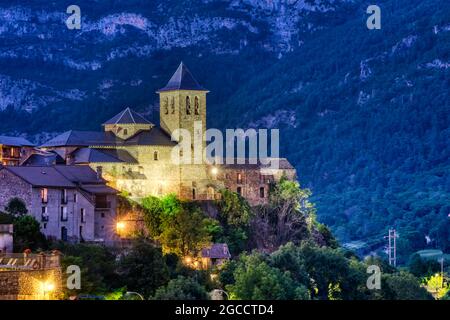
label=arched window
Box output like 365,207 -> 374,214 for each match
154,151 -> 159,161
163,97 -> 169,114
192,188 -> 196,200
123,128 -> 128,136
194,96 -> 199,115
186,96 -> 191,114
171,97 -> 175,114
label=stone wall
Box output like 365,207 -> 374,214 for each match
0,268 -> 62,300
0,168 -> 32,210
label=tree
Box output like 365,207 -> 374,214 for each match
226,251 -> 309,300
142,195 -> 213,257
58,242 -> 118,296
152,276 -> 208,300
250,178 -> 314,251
407,254 -> 440,277
4,198 -> 28,217
117,238 -> 170,297
13,215 -> 47,252
215,190 -> 252,255
379,271 -> 433,300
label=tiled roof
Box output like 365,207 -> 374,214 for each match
53,165 -> 103,184
103,108 -> 153,125
201,243 -> 231,259
80,184 -> 117,195
157,62 -> 208,92
0,135 -> 34,147
220,158 -> 295,170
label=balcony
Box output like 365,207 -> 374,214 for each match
95,201 -> 111,210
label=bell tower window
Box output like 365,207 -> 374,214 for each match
186,96 -> 191,115
171,97 -> 175,114
123,128 -> 128,136
194,96 -> 199,115
164,97 -> 169,114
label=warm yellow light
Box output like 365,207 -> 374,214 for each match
211,167 -> 218,175
44,282 -> 55,292
185,257 -> 192,264
116,221 -> 126,231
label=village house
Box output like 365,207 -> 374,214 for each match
0,165 -> 117,243
0,136 -> 35,166
201,243 -> 231,269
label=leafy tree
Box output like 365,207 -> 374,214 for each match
142,195 -> 213,257
152,276 -> 208,300
250,179 -> 315,251
226,251 -> 309,300
379,271 -> 433,300
58,242 -> 118,296
13,215 -> 47,252
117,238 -> 170,297
215,189 -> 252,255
407,254 -> 440,278
4,198 -> 28,217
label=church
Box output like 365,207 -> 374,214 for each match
40,62 -> 296,206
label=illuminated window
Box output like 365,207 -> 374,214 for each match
237,173 -> 242,184
41,188 -> 48,203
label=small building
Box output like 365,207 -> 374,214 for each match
201,243 -> 231,269
0,165 -> 117,243
0,224 -> 13,254
0,136 -> 35,166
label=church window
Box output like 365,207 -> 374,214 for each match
154,151 -> 159,161
123,129 -> 128,136
171,97 -> 175,114
237,173 -> 242,184
194,96 -> 199,115
186,96 -> 191,114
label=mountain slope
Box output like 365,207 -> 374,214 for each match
0,0 -> 449,261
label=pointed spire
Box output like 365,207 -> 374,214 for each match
157,62 -> 208,92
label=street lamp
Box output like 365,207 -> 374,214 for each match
125,291 -> 144,300
41,281 -> 55,300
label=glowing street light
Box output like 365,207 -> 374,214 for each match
40,281 -> 55,300
116,221 -> 126,232
211,167 -> 218,175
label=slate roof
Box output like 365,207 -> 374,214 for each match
41,127 -> 175,148
201,243 -> 231,259
220,158 -> 295,170
103,108 -> 153,125
80,184 -> 117,195
22,152 -> 65,166
157,62 -> 208,92
72,148 -> 137,164
4,166 -> 76,188
2,166 -> 116,195
0,135 -> 34,147
41,130 -> 121,148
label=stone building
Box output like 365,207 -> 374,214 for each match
0,136 -> 35,166
39,62 -> 296,206
0,224 -> 13,254
0,165 -> 117,243
201,243 -> 231,269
